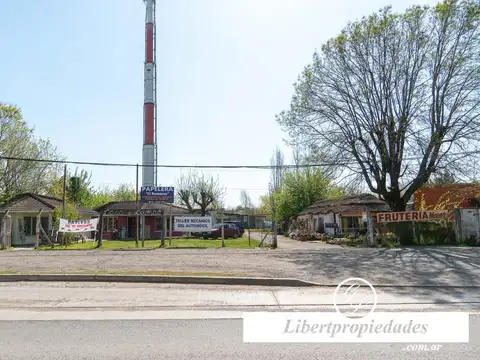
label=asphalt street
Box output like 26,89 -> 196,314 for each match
0,317 -> 478,360
0,282 -> 478,359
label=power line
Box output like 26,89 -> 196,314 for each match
0,150 -> 479,170
0,155 -> 334,169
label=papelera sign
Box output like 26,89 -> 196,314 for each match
377,210 -> 449,223
140,186 -> 174,204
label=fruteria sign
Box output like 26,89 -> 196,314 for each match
174,216 -> 212,232
58,218 -> 99,232
140,186 -> 174,203
377,210 -> 449,223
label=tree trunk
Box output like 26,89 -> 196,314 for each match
383,192 -> 407,212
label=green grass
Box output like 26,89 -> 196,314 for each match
0,269 -> 251,277
37,237 -> 260,250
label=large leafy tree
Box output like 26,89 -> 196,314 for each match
48,169 -> 136,209
277,168 -> 344,222
0,103 -> 63,202
260,148 -> 345,223
67,168 -> 92,206
277,0 -> 480,211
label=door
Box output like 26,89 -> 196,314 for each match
317,217 -> 325,233
127,217 -> 136,238
15,218 -> 26,246
225,224 -> 235,237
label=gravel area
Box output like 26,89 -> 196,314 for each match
1,246 -> 480,286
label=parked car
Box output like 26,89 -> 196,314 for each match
224,220 -> 245,236
201,223 -> 240,239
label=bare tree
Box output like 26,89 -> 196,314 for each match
292,146 -> 302,171
429,169 -> 457,186
277,1 -> 480,211
175,170 -> 225,216
239,189 -> 252,210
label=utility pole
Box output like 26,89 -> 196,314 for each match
61,164 -> 67,246
135,164 -> 139,248
62,164 -> 67,218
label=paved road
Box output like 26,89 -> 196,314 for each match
0,317 -> 478,360
1,246 -> 480,286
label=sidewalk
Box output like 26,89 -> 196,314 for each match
1,282 -> 478,312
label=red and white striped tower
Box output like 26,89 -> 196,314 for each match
142,0 -> 157,187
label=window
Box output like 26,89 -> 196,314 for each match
102,217 -> 118,232
23,216 -> 37,236
342,216 -> 360,232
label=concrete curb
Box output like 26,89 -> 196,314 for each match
0,274 -> 316,287
0,274 -> 479,288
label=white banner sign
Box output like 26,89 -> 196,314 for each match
58,218 -> 99,233
174,216 -> 212,232
243,312 -> 469,343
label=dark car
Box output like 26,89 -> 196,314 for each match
224,221 -> 245,236
202,223 -> 240,239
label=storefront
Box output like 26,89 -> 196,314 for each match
95,201 -> 192,240
0,193 -> 98,248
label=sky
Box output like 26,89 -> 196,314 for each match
0,0 -> 439,207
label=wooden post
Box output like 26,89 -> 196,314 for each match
141,214 -> 145,248
35,209 -> 43,249
366,208 -> 374,246
0,209 -> 10,249
135,164 -> 139,248
412,220 -> 417,244
161,210 -> 166,247
169,205 -> 173,246
96,212 -> 103,248
221,212 -> 225,247
476,205 -> 479,244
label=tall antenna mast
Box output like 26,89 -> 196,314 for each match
142,0 -> 157,187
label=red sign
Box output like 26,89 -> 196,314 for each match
377,211 -> 448,223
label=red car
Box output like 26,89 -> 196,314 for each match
201,223 -> 240,239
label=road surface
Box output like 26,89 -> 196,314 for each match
0,282 -> 478,359
1,246 -> 480,286
0,316 -> 479,359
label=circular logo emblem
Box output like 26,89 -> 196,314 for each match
333,277 -> 377,319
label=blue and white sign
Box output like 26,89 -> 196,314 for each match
140,186 -> 174,203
